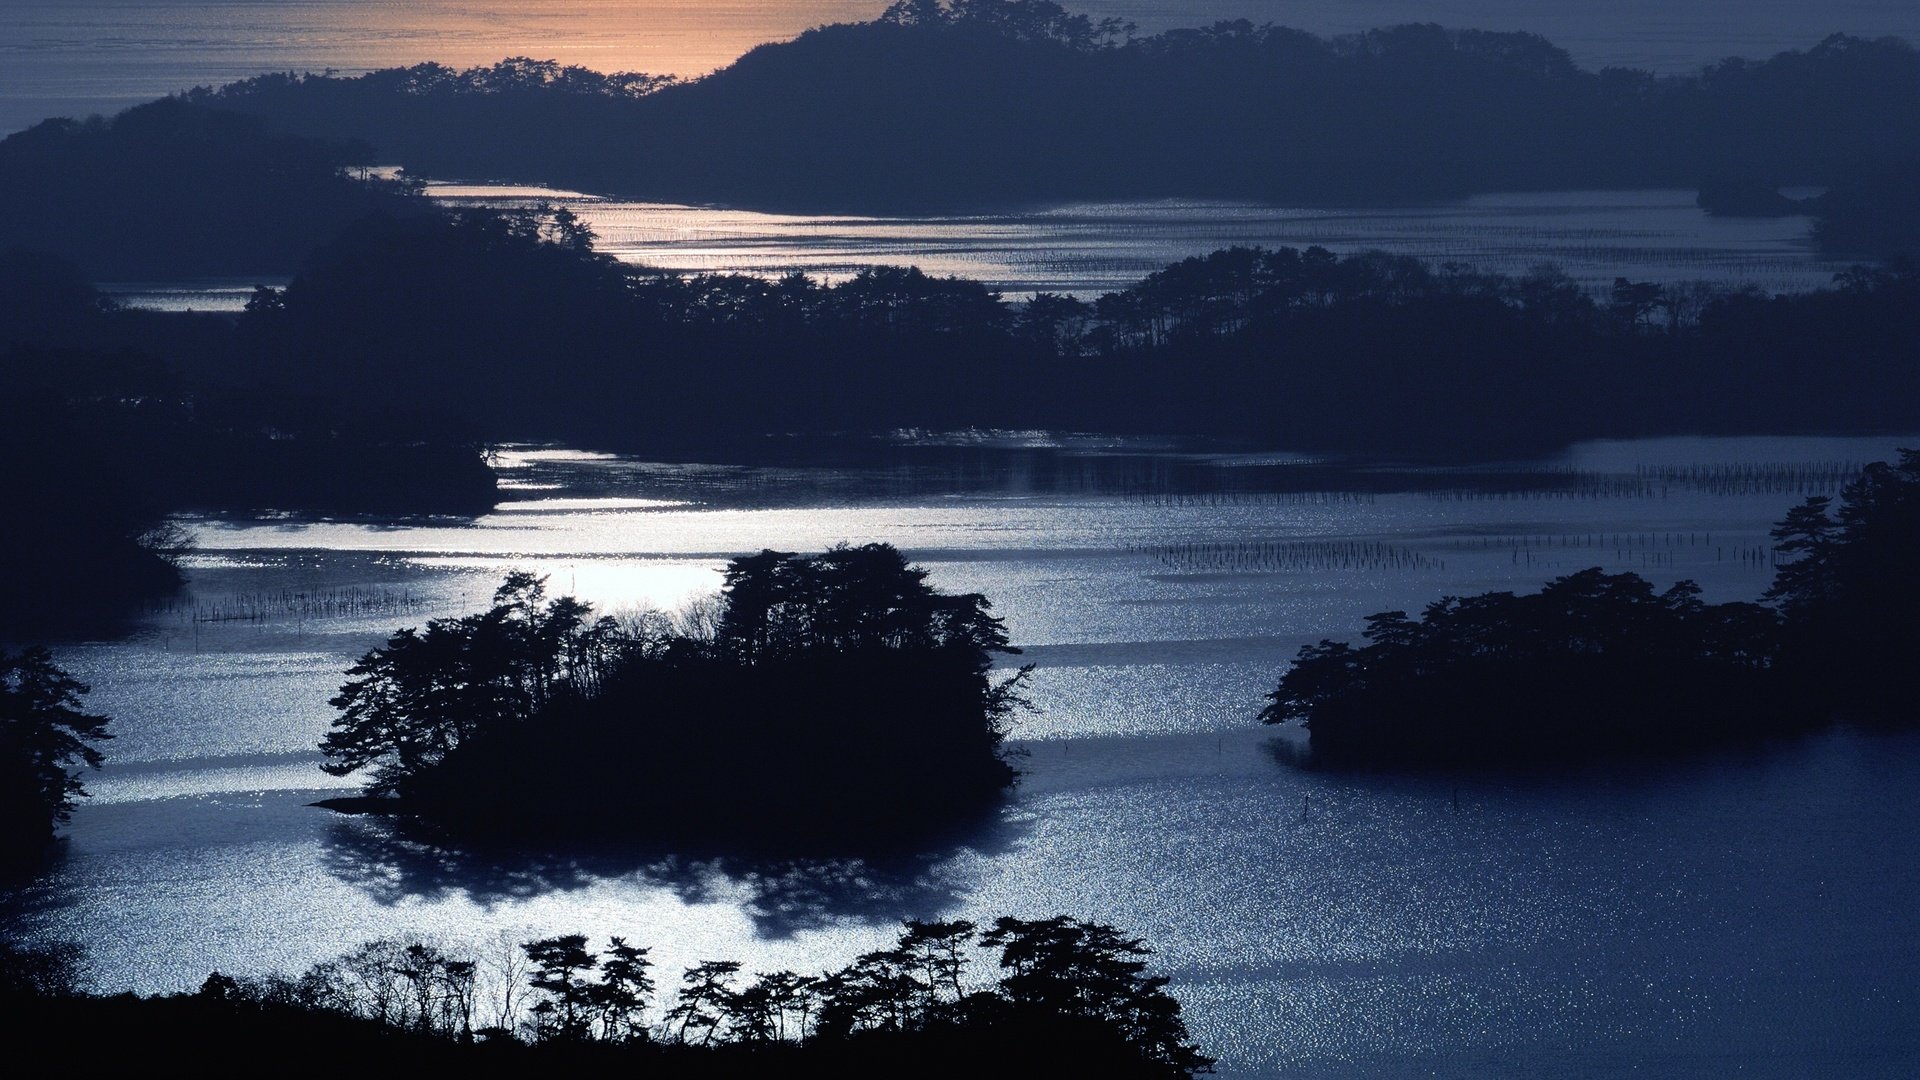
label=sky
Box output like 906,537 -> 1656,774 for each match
3,1 -> 1919,133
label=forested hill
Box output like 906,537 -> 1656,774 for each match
225,214 -> 1920,458
0,98 -> 427,278
183,0 -> 1920,210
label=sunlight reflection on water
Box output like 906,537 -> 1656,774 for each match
437,188 -> 1845,299
7,434 -> 1920,1078
104,188 -> 1848,311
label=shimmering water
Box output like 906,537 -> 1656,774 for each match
5,434 -> 1918,1077
106,186 -> 1844,311
443,186 -> 1840,298
94,277 -> 286,313
7,1 -> 1919,135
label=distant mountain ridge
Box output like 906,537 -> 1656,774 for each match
177,0 -> 1920,211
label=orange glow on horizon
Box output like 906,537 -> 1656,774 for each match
221,2 -> 893,79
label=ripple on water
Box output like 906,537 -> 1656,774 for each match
8,439 -> 1920,1078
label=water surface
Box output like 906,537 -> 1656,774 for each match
463,187 -> 1839,298
106,186 -> 1843,311
6,434 -> 1917,1077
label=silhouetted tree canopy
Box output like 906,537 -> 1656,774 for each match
1766,449 -> 1920,718
1809,160 -> 1920,259
1261,568 -> 1792,766
1266,454 -> 1920,766
977,915 -> 1209,1076
11,211 -> 1920,514
321,572 -> 620,798
0,648 -> 111,864
0,915 -> 1210,1077
236,212 -> 1920,458
320,547 -> 1029,848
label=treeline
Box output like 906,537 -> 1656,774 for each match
231,209 -> 1920,458
0,98 -> 428,278
318,545 -> 1029,848
181,0 -> 1920,211
0,648 -> 110,866
1808,161 -> 1920,259
1767,452 -> 1920,717
1265,453 -> 1920,766
0,251 -> 497,633
1262,569 -> 1791,765
1697,161 -> 1920,260
9,204 -> 1920,487
0,918 -> 1211,1077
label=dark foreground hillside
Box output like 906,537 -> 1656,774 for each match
0,915 -> 1212,1078
5,992 -> 1194,1078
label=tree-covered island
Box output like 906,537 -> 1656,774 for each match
1264,454 -> 1920,766
1261,569 -> 1793,766
318,544 -> 1030,848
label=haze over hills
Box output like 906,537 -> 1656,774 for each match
9,2 -> 1918,282
7,0 -> 1920,134
177,8 -> 1920,213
